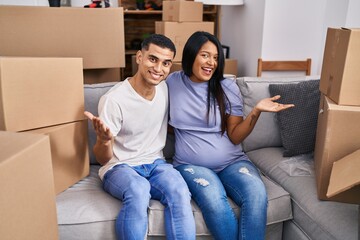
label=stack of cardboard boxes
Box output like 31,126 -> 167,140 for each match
0,57 -> 88,239
0,57 -> 89,194
314,27 -> 360,204
0,6 -> 126,238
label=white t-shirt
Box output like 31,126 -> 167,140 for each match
98,78 -> 168,180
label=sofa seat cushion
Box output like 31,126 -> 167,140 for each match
247,147 -> 359,240
56,165 -> 292,238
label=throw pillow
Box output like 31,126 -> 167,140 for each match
269,80 -> 320,157
237,76 -> 320,153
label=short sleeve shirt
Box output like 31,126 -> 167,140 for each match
98,79 -> 168,180
166,71 -> 249,172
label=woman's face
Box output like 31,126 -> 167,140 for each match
190,41 -> 218,83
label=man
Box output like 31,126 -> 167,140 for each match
84,34 -> 195,240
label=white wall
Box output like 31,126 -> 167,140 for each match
346,0 -> 360,27
219,0 -> 265,76
220,0 -> 360,77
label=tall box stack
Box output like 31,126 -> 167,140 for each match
0,57 -> 90,194
157,1 -> 214,62
0,6 -> 125,83
314,27 -> 360,204
0,131 -> 59,240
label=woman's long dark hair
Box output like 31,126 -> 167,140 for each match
182,31 -> 230,134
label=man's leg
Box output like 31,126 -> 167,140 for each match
149,161 -> 196,240
103,164 -> 151,240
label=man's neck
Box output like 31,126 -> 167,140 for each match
128,75 -> 156,101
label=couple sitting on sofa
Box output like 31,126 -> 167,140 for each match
84,32 -> 294,240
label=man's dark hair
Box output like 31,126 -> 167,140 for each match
141,34 -> 176,58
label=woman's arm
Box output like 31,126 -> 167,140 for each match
226,95 -> 294,145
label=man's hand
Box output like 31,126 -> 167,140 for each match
255,95 -> 295,113
84,111 -> 113,143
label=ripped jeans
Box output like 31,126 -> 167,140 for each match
176,160 -> 267,240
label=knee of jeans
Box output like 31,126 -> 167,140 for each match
171,184 -> 192,201
126,180 -> 151,201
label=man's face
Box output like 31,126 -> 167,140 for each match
136,43 -> 174,85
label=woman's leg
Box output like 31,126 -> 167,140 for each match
176,164 -> 238,240
219,160 -> 268,240
103,164 -> 151,240
149,162 -> 196,240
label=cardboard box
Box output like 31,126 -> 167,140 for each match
0,6 -> 125,69
320,28 -> 360,106
163,1 -> 203,22
327,149 -> 360,204
84,68 -> 121,84
314,95 -> 360,202
155,21 -> 214,62
0,131 -> 58,240
25,120 -> 90,194
131,54 -> 138,76
224,59 -> 238,76
0,57 -> 85,131
170,62 -> 183,73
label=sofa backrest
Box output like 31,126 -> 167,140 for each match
237,76 -> 320,153
84,76 -> 320,164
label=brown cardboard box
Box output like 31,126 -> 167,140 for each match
156,21 -> 214,62
0,6 -> 125,69
170,62 -> 183,73
320,28 -> 360,106
314,95 -> 360,202
0,57 -> 85,131
25,120 -> 90,194
131,54 -> 138,76
163,1 -> 203,22
326,149 -> 360,204
0,131 -> 58,240
224,59 -> 238,76
84,68 -> 121,84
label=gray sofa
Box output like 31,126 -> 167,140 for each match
56,76 -> 359,240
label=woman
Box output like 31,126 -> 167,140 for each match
166,31 -> 294,240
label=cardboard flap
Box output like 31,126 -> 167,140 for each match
327,149 -> 360,198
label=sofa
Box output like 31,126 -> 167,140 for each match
56,76 -> 359,240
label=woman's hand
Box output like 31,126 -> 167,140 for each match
255,95 -> 295,113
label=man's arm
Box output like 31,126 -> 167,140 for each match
84,111 -> 114,165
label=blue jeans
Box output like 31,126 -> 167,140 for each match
176,160 -> 267,240
103,159 -> 195,240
